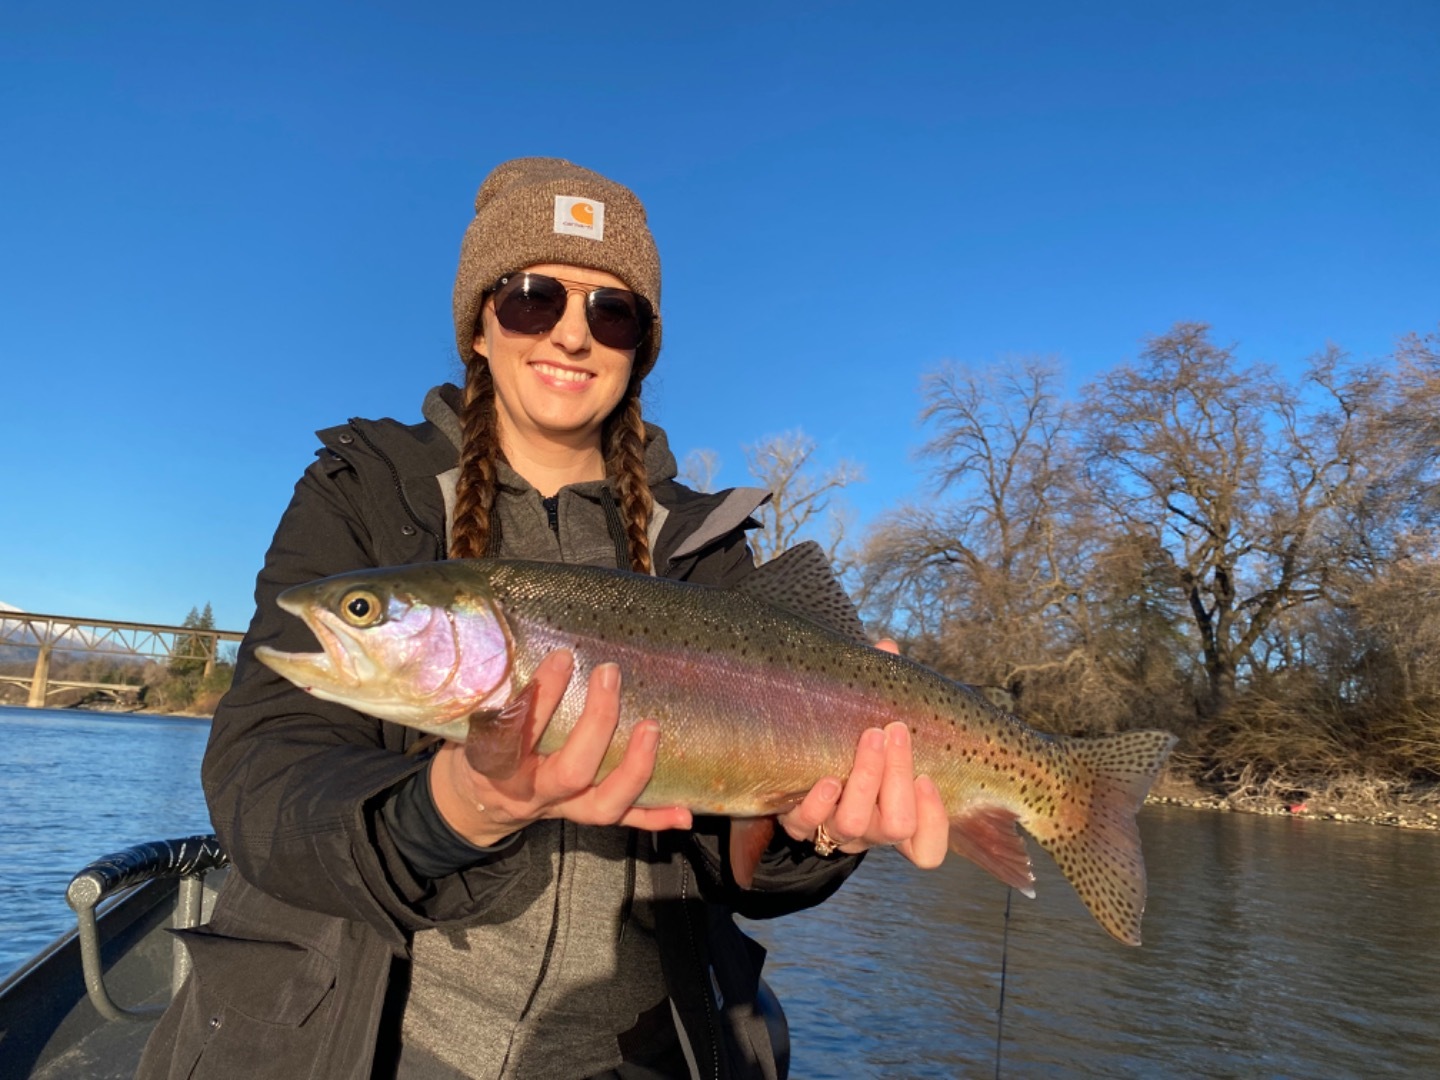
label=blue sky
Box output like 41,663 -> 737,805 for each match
2,1 -> 1436,630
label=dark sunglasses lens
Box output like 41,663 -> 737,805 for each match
494,275 -> 566,335
493,274 -> 652,349
586,290 -> 651,349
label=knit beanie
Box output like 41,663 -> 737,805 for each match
453,157 -> 662,377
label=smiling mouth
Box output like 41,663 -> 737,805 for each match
531,361 -> 594,383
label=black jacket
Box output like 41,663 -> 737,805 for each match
138,396 -> 860,1080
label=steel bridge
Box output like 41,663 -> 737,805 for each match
0,611 -> 244,708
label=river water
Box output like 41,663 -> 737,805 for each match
2,705 -> 1436,1077
0,706 -> 214,978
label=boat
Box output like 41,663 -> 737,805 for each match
0,835 -> 790,1079
0,836 -> 229,1079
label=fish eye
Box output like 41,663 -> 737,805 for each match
340,590 -> 384,627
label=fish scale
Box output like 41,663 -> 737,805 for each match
257,552 -> 1176,945
493,566 -> 1063,813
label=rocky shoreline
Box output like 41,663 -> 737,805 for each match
1147,774 -> 1440,831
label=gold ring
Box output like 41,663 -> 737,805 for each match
813,821 -> 841,857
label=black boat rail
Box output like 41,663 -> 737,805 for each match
64,835 -> 229,1023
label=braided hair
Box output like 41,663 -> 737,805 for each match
601,371 -> 654,575
449,314 -> 653,573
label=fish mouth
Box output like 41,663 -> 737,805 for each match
254,593 -> 374,696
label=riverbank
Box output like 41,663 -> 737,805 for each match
1149,771 -> 1440,831
0,686 -> 221,718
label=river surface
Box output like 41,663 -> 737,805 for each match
2,705 -> 1437,1077
0,706 -> 214,978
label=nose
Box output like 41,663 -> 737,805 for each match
548,292 -> 592,353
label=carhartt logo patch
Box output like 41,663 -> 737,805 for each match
554,196 -> 604,240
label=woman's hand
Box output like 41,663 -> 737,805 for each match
776,639 -> 951,869
429,649 -> 692,847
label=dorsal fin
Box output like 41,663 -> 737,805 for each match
735,540 -> 868,643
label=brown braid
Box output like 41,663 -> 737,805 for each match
604,373 -> 654,575
451,310 -> 654,571
449,358 -> 501,560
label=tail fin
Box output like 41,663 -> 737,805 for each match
1034,730 -> 1177,946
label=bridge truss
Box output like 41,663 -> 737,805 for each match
0,611 -> 245,707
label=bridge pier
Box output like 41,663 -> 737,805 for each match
27,644 -> 52,708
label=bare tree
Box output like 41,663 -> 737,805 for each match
679,448 -> 722,494
850,326 -> 1439,782
744,431 -> 863,565
854,360 -> 1157,728
1335,329 -> 1440,571
1080,323 -> 1370,719
860,362 -> 1074,638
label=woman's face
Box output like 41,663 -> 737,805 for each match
475,263 -> 637,457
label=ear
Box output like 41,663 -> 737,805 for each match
472,299 -> 492,357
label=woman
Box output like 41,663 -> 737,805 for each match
139,158 -> 949,1080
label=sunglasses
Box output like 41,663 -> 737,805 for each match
488,272 -> 654,351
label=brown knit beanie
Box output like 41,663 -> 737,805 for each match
453,157 -> 662,377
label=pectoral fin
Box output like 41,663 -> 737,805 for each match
463,682 -> 538,780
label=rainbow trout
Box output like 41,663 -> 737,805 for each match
256,544 -> 1176,945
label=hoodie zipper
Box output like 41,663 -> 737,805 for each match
600,488 -> 630,570
680,860 -> 720,1080
618,829 -> 638,943
499,823 -> 567,1073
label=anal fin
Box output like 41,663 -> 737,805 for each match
948,805 -> 1035,897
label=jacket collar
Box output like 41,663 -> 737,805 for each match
420,382 -> 681,497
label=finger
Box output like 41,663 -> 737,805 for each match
830,727 -> 886,841
778,777 -> 843,841
872,722 -> 919,845
537,662 -> 622,799
582,718 -> 664,823
875,638 -> 900,655
524,650 -> 576,754
617,805 -> 693,832
897,775 -> 950,869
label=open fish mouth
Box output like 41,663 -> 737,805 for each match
253,582 -> 506,738
255,594 -> 371,696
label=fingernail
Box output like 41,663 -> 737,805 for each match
818,779 -> 842,802
597,663 -> 619,691
916,775 -> 939,799
639,721 -> 659,750
887,723 -> 910,748
863,728 -> 885,752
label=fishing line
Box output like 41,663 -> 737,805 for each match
994,886 -> 1012,1080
